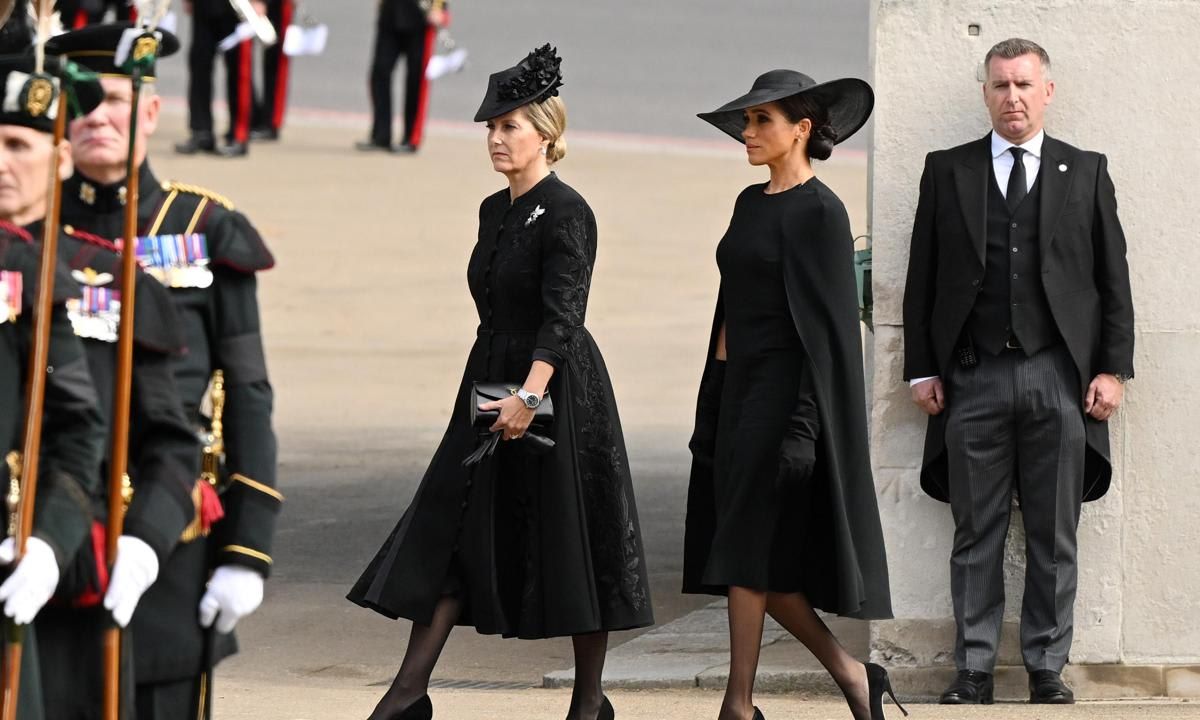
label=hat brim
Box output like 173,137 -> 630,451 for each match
473,83 -> 558,122
697,77 -> 874,146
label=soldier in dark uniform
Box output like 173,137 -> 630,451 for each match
1,222 -> 106,720
0,50 -> 204,719
48,23 -> 282,720
251,0 -> 293,141
356,0 -> 447,153
175,0 -> 267,157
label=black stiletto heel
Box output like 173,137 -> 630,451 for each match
751,708 -> 765,720
599,695 -> 615,720
866,663 -> 908,719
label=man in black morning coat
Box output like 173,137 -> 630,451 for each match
903,38 -> 1135,705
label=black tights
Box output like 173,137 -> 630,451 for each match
719,586 -> 870,720
367,596 -> 609,720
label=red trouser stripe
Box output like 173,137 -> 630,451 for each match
234,38 -> 253,143
407,25 -> 437,149
272,0 -> 295,130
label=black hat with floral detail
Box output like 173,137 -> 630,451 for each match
473,43 -> 563,122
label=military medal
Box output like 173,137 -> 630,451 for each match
0,271 -> 21,325
67,284 -> 121,343
135,234 -> 213,289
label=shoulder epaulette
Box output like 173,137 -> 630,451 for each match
63,225 -> 119,252
0,220 -> 32,244
162,180 -> 236,211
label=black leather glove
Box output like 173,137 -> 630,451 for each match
778,434 -> 816,484
778,367 -> 819,484
688,360 -> 726,463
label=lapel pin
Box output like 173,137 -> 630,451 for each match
1058,163 -> 1068,172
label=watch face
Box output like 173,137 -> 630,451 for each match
524,394 -> 540,409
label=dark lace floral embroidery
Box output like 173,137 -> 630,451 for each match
498,44 -> 563,103
547,207 -> 648,612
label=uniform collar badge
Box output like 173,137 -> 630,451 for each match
0,270 -> 21,324
80,181 -> 96,205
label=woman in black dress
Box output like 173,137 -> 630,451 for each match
348,45 -> 653,720
682,71 -> 901,720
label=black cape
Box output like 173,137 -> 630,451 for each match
683,180 -> 893,620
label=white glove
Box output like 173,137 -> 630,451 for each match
103,535 -> 160,628
198,565 -> 264,634
0,536 -> 61,625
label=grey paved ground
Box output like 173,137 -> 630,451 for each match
153,0 -> 872,146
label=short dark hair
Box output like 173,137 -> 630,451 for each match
984,38 -> 1051,77
776,93 -> 836,161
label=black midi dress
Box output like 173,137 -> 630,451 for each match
349,173 -> 654,639
682,179 -> 893,620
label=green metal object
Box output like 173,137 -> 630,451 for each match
854,243 -> 873,332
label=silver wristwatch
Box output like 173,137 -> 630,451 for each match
516,388 -> 542,409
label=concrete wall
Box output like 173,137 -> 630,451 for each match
869,0 -> 1200,670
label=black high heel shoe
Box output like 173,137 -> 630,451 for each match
387,695 -> 432,720
598,695 -> 615,720
752,708 -> 765,720
865,663 -> 908,719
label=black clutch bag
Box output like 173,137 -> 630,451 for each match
469,382 -> 554,428
463,382 -> 556,466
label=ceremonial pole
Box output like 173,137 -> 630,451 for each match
102,8 -> 169,716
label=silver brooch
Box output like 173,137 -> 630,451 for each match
525,204 -> 546,227
1058,163 -> 1068,172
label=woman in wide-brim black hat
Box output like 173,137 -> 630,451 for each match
682,70 -> 903,720
348,44 -> 653,720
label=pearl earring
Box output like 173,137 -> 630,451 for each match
539,146 -> 548,156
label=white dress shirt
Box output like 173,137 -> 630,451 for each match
991,129 -> 1043,198
908,129 -> 1045,387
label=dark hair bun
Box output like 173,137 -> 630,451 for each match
809,124 -> 838,161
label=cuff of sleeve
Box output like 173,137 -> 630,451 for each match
212,473 -> 283,578
908,375 -> 939,386
532,347 -> 564,370
31,471 -> 93,569
124,481 -> 193,565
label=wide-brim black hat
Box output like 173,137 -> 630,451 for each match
0,54 -> 103,133
473,44 -> 563,122
698,69 -> 874,146
44,22 -> 180,81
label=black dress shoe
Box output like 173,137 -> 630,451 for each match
250,126 -> 279,141
216,142 -> 249,158
751,708 -> 764,720
598,695 -> 614,720
1029,669 -> 1074,704
385,694 -> 432,720
392,142 -> 418,154
355,139 -> 392,152
174,133 -> 216,155
939,669 -> 994,704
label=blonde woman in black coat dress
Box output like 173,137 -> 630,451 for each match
683,71 -> 902,720
348,45 -> 653,720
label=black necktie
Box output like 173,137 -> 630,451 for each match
1007,146 -> 1027,212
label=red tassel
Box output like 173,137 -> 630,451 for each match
199,481 -> 226,531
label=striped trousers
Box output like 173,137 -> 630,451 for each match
944,342 -> 1085,673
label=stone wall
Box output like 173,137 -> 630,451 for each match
869,0 -> 1200,687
